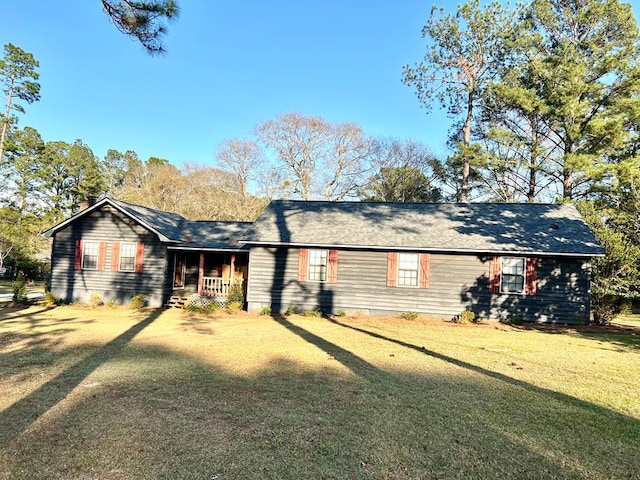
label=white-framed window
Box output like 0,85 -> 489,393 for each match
501,257 -> 525,294
398,253 -> 419,287
119,242 -> 137,272
308,249 -> 328,282
82,241 -> 99,270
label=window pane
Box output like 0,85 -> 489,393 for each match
502,274 -> 524,293
398,269 -> 418,286
120,257 -> 135,272
119,243 -> 136,272
82,241 -> 98,270
83,242 -> 98,255
398,253 -> 419,287
308,265 -> 327,282
501,257 -> 525,293
502,257 -> 524,275
399,253 -> 418,270
309,250 -> 327,264
308,249 -> 327,282
83,256 -> 97,270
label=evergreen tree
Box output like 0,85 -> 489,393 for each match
403,0 -> 512,202
3,126 -> 45,212
101,0 -> 180,54
490,0 -> 640,201
0,44 -> 40,163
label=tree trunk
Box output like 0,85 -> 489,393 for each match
0,79 -> 15,164
562,143 -> 573,201
460,90 -> 473,203
528,121 -> 538,202
563,169 -> 573,201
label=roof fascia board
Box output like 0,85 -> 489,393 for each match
109,202 -> 173,242
240,241 -> 603,258
167,246 -> 248,253
42,197 -> 112,237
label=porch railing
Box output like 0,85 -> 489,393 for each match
201,277 -> 244,297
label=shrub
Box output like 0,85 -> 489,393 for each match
452,310 -> 477,323
336,309 -> 346,317
12,279 -> 28,304
460,310 -> 476,323
106,299 -> 117,309
577,202 -> 640,325
89,292 -> 103,307
500,317 -> 525,325
187,302 -> 221,315
591,295 -> 618,325
186,296 -> 224,314
227,282 -> 244,304
130,294 -> 145,310
400,311 -> 419,321
44,291 -> 59,306
260,304 -> 272,316
303,309 -> 322,318
226,301 -> 243,314
618,299 -> 633,316
185,302 -> 197,312
285,305 -> 298,316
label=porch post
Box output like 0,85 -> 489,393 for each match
230,254 -> 236,281
198,252 -> 204,295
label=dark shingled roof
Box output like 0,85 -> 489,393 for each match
111,199 -> 252,250
176,221 -> 252,250
239,200 -> 604,257
44,197 -> 252,250
109,198 -> 187,242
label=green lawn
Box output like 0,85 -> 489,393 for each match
0,306 -> 639,479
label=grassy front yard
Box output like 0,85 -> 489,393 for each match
1,306 -> 639,479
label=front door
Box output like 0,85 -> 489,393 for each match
173,254 -> 186,289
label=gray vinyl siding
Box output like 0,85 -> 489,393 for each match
246,247 -> 590,324
49,205 -> 170,307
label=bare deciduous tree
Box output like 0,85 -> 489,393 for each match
256,112 -> 372,201
215,138 -> 265,199
360,138 -> 441,202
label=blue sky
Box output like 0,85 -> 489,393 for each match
3,1 -> 640,167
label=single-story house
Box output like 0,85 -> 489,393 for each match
44,197 -> 604,324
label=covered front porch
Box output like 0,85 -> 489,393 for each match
169,250 -> 248,298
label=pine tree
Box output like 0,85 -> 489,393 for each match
0,44 -> 40,163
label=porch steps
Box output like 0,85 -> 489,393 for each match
165,295 -> 192,309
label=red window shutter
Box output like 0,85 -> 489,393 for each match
328,250 -> 338,283
525,257 -> 538,295
74,240 -> 83,270
97,242 -> 107,271
111,242 -> 120,271
489,256 -> 501,294
419,253 -> 430,289
298,248 -> 309,281
387,252 -> 398,287
134,242 -> 145,273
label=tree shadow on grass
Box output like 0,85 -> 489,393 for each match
0,308 -> 162,449
327,317 -> 640,425
262,316 -> 639,479
2,317 -> 639,479
0,306 -> 58,322
506,322 -> 640,351
272,316 -> 382,380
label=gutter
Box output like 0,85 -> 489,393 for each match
238,240 -> 604,258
